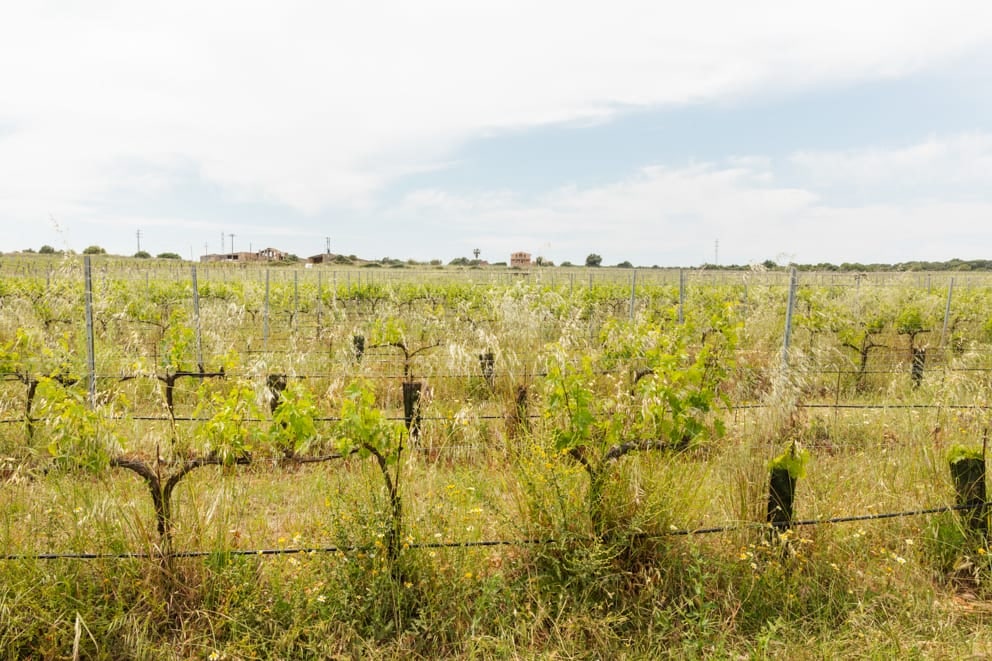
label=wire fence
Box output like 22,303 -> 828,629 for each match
3,404 -> 992,427
8,359 -> 992,383
2,502 -> 980,562
3,262 -> 991,569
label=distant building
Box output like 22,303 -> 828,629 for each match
200,247 -> 287,263
510,252 -> 532,268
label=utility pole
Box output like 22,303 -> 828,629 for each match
326,236 -> 331,255
136,229 -> 142,253
714,239 -> 719,266
230,233 -> 235,254
203,242 -> 208,256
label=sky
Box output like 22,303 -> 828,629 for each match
2,1 -> 992,267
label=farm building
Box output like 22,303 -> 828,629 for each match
510,252 -> 532,268
200,247 -> 288,263
257,247 -> 286,261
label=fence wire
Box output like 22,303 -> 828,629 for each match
1,502 -> 980,562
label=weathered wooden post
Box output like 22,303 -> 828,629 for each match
767,443 -> 808,534
352,335 -> 365,361
479,351 -> 495,389
767,468 -> 795,532
911,347 -> 926,389
267,374 -> 288,413
949,446 -> 988,538
507,384 -> 530,440
402,381 -> 423,441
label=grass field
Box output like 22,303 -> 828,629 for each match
2,255 -> 992,658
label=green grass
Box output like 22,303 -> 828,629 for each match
3,418 -> 992,658
4,265 -> 992,657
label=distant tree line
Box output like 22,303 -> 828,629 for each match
14,244 -> 992,272
700,258 -> 992,272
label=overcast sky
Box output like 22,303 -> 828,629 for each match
2,1 -> 991,266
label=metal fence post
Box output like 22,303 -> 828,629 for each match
317,270 -> 323,330
940,277 -> 955,348
629,268 -> 637,319
83,256 -> 97,408
781,268 -> 799,370
264,269 -> 270,355
191,264 -> 204,372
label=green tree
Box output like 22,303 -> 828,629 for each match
157,252 -> 182,260
585,253 -> 602,267
82,245 -> 106,255
39,245 -> 57,254
134,251 -> 151,259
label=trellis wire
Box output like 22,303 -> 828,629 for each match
4,401 -> 992,427
2,502 -> 980,562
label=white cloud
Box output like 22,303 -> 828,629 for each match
2,0 -> 992,229
791,133 -> 992,192
393,162 -> 813,264
391,140 -> 992,266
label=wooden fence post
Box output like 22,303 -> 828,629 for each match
767,443 -> 808,534
911,347 -> 926,389
267,374 -> 288,413
767,467 -> 796,532
403,381 -> 423,441
949,448 -> 988,538
479,351 -> 495,389
507,384 -> 530,440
